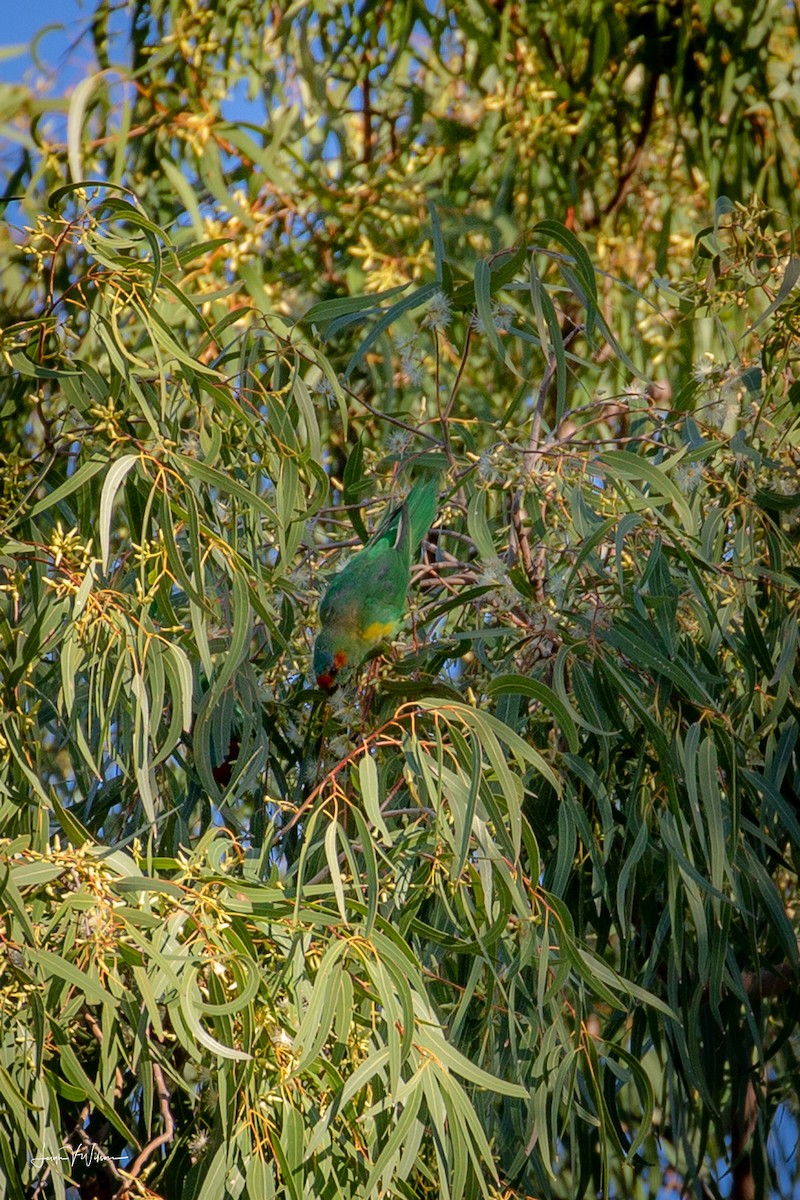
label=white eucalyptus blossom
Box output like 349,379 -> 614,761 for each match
385,428 -> 413,457
188,1131 -> 210,1161
471,302 -> 515,333
314,377 -> 337,409
675,461 -> 703,493
423,289 -> 452,332
181,432 -> 202,458
693,355 -> 719,383
395,332 -> 426,384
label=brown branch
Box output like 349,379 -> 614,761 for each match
597,67 -> 660,224
116,1063 -> 174,1196
740,963 -> 796,999
362,55 -> 373,164
730,1076 -> 759,1200
84,1011 -> 125,1099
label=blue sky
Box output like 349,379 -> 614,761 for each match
0,1 -> 98,88
1,1 -> 266,140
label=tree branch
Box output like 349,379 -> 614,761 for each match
116,1064 -> 174,1196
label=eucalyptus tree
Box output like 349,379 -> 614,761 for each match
1,3 -> 798,1198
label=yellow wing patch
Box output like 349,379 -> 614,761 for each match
361,619 -> 397,643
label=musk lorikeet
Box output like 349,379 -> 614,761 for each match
313,476 -> 439,691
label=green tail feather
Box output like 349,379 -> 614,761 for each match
402,475 -> 440,553
380,475 -> 440,555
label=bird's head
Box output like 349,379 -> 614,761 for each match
313,635 -> 349,692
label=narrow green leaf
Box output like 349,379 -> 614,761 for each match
486,674 -> 579,753
324,819 -> 348,924
29,457 -> 107,519
99,454 -> 139,572
359,752 -> 393,846
27,947 -> 118,1007
344,282 -> 438,379
176,974 -> 252,1062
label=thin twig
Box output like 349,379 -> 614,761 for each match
433,329 -> 457,465
598,67 -> 660,223
442,324 -> 473,427
85,1011 -> 125,1098
116,1063 -> 174,1195
352,391 -> 444,446
361,72 -> 373,164
513,328 -> 581,599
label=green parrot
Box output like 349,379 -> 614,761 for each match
313,476 -> 439,691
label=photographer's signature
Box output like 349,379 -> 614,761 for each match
30,1145 -> 124,1170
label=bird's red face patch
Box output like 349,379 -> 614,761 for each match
317,651 -> 348,692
